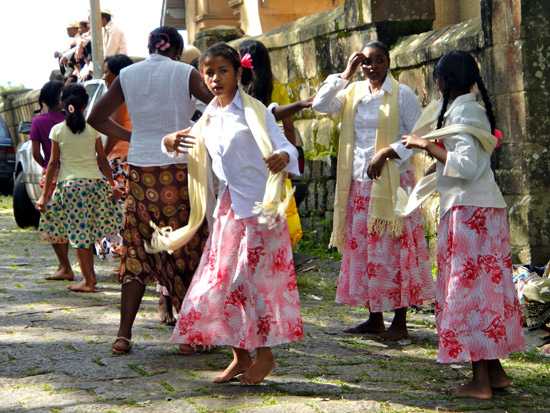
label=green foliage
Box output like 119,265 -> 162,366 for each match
0,82 -> 26,94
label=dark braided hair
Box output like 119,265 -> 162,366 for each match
238,40 -> 273,106
433,51 -> 496,133
37,80 -> 63,113
199,42 -> 241,72
61,84 -> 89,134
148,26 -> 184,58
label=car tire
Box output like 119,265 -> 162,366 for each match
13,173 -> 40,228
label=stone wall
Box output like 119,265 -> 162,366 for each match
227,0 -> 549,263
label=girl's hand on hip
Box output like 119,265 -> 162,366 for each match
402,134 -> 427,150
265,152 -> 289,174
367,149 -> 387,179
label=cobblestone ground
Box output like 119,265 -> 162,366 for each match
0,196 -> 549,413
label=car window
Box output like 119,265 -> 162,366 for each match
0,119 -> 12,145
84,83 -> 100,101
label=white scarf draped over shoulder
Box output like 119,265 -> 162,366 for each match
394,99 -> 498,217
145,88 -> 293,254
330,73 -> 402,253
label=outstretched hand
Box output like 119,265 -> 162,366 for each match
401,134 -> 427,150
164,127 -> 197,154
265,152 -> 289,174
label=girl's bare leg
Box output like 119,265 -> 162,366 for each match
240,347 -> 275,385
454,360 -> 493,400
213,347 -> 253,383
488,359 -> 512,389
47,243 -> 75,280
69,247 -> 97,292
382,307 -> 409,341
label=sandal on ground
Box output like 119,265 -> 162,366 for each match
112,337 -> 132,355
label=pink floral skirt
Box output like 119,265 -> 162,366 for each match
171,191 -> 303,350
436,206 -> 525,363
336,172 -> 434,312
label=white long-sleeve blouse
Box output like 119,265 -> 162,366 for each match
312,73 -> 421,181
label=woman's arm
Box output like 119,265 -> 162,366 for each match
31,140 -> 46,168
189,69 -> 214,104
264,110 -> 300,175
88,78 -> 132,141
36,142 -> 60,212
271,98 -> 313,121
402,135 -> 448,165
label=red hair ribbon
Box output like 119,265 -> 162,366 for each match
240,53 -> 254,70
493,128 -> 503,148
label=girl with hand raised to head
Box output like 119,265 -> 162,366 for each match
402,51 -> 525,400
312,41 -> 434,341
162,43 -> 303,385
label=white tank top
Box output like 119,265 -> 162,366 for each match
120,53 -> 194,166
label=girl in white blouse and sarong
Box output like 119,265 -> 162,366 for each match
163,43 -> 303,385
313,41 -> 434,340
403,51 -> 524,400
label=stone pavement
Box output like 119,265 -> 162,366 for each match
0,198 -> 548,413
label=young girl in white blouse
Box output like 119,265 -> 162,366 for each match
162,43 -> 303,385
403,51 -> 524,400
313,41 -> 434,340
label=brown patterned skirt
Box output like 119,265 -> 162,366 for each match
121,164 -> 209,311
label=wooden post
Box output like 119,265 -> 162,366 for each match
89,0 -> 104,78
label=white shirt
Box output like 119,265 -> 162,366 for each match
163,92 -> 300,219
436,93 -> 506,216
312,74 -> 421,181
120,54 -> 195,166
103,20 -> 127,57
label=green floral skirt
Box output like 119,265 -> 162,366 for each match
39,178 -> 123,249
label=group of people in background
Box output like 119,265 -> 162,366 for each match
54,8 -> 127,84
30,24 -> 525,398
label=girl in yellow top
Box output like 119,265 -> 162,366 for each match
37,84 -> 123,293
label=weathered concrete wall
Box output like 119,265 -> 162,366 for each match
216,0 -> 550,263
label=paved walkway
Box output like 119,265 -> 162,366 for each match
0,199 -> 548,413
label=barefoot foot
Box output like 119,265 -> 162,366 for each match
240,355 -> 275,385
380,326 -> 409,341
46,268 -> 75,281
213,356 -> 253,383
454,381 -> 493,400
489,368 -> 512,389
344,319 -> 385,335
67,280 -> 97,293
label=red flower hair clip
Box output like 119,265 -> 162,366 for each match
240,53 -> 254,70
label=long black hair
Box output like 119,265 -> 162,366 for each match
104,54 -> 133,76
433,51 -> 496,133
238,39 -> 273,106
37,81 -> 63,113
148,26 -> 184,58
61,84 -> 89,134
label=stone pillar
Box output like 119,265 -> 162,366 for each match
186,0 -> 239,44
487,0 -> 550,263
